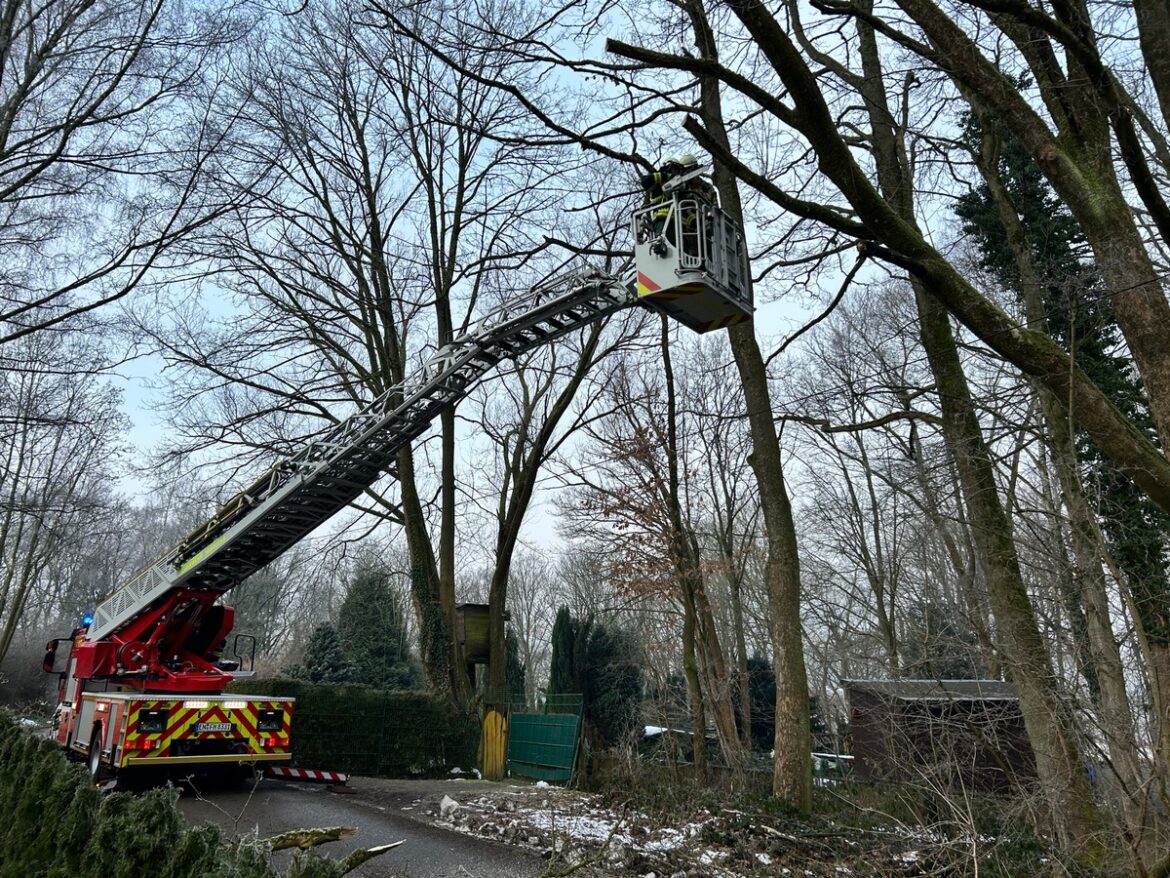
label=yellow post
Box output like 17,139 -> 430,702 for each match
482,708 -> 508,781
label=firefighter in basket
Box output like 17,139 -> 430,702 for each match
638,155 -> 716,258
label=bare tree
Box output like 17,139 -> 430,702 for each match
0,335 -> 125,661
143,0 -> 582,700
559,328 -> 750,772
0,0 -> 238,343
378,0 -> 815,808
502,550 -> 557,707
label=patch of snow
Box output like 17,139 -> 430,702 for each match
642,725 -> 692,737
439,795 -> 460,819
520,808 -> 632,845
756,852 -> 773,865
641,828 -> 685,852
534,780 -> 550,788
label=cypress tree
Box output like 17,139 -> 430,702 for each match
547,607 -> 578,695
546,608 -> 644,747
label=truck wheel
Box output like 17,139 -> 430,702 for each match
87,727 -> 104,782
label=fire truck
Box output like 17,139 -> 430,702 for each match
41,164 -> 752,782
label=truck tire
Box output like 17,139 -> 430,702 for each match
87,727 -> 103,782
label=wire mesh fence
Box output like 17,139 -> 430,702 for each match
483,689 -> 583,716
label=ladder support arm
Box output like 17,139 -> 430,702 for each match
88,268 -> 635,643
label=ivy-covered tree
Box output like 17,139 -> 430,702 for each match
956,118 -> 1164,819
337,562 -> 422,690
955,125 -> 1170,638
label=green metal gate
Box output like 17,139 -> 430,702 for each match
506,713 -> 581,782
501,693 -> 583,783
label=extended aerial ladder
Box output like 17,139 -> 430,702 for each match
43,167 -> 752,780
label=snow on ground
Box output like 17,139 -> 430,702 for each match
428,786 -> 741,876
416,782 -> 1050,877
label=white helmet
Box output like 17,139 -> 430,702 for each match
678,154 -> 698,167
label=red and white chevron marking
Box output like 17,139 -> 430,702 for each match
265,766 -> 348,784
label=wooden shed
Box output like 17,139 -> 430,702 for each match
455,603 -> 492,663
843,679 -> 1037,794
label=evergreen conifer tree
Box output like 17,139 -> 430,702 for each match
582,621 -> 644,747
744,655 -> 776,752
337,561 -> 422,690
547,606 -> 578,695
299,624 -> 355,684
546,607 -> 644,747
898,599 -> 984,679
504,628 -> 525,700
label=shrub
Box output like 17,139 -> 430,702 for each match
227,678 -> 478,777
0,711 -> 345,877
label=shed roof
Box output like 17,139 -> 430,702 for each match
841,679 -> 1019,702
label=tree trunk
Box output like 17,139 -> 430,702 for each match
1134,0 -> 1170,127
973,127 -> 1150,823
440,406 -> 468,702
1044,387 -> 1149,822
484,324 -> 605,698
398,445 -> 457,699
682,0 -> 811,809
690,557 -> 745,771
917,286 -> 1105,856
681,587 -> 709,781
852,9 -> 1106,850
661,318 -> 743,770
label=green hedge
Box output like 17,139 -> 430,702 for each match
0,712 -> 344,878
227,678 -> 478,778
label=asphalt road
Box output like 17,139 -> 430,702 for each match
177,777 -> 545,878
